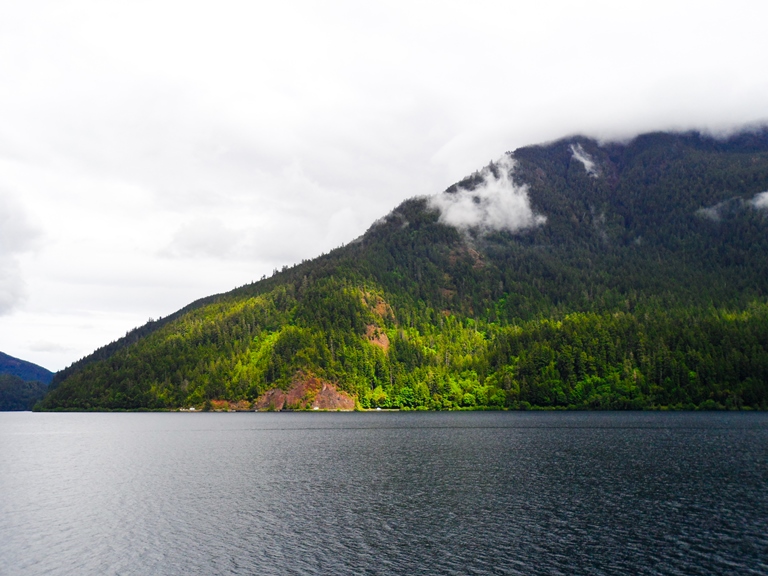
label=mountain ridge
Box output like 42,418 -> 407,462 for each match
0,351 -> 53,385
39,129 -> 768,411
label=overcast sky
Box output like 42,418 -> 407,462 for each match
1,0 -> 767,371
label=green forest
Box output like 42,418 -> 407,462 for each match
38,130 -> 768,411
0,374 -> 48,411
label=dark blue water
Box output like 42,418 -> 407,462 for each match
1,411 -> 766,575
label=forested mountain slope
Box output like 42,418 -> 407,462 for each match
39,130 -> 768,410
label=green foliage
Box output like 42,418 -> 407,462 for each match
39,130 -> 768,410
1,374 -> 47,411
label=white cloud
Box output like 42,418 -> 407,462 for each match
161,217 -> 241,259
0,192 -> 39,254
570,144 -> 599,177
697,192 -> 768,221
0,258 -> 26,315
750,191 -> 768,209
697,203 -> 725,221
28,341 -> 74,353
1,0 -> 768,369
428,156 -> 546,234
325,207 -> 362,249
0,192 -> 40,315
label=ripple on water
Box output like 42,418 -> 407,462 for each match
1,411 -> 767,575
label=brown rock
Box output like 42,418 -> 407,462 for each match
254,373 -> 355,411
365,324 -> 390,351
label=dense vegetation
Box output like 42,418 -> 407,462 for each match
0,374 -> 48,411
0,352 -> 52,411
39,130 -> 768,410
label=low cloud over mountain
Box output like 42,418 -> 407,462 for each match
428,156 -> 545,235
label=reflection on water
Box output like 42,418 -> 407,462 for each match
1,411 -> 766,575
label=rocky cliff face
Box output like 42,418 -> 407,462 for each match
254,374 -> 356,411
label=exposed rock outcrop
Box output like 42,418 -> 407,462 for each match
254,373 -> 355,411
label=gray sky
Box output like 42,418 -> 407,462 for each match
1,0 -> 767,371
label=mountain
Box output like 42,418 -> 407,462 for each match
0,351 -> 54,385
0,352 -> 53,410
39,129 -> 768,411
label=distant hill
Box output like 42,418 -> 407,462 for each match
0,352 -> 52,410
0,351 -> 53,385
40,129 -> 768,411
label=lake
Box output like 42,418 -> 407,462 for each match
1,411 -> 766,575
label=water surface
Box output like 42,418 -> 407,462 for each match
1,411 -> 766,575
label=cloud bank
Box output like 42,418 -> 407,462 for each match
428,156 -> 545,234
161,217 -> 241,259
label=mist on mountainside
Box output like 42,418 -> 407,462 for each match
39,129 -> 768,412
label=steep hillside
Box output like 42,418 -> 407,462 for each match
39,130 -> 768,411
